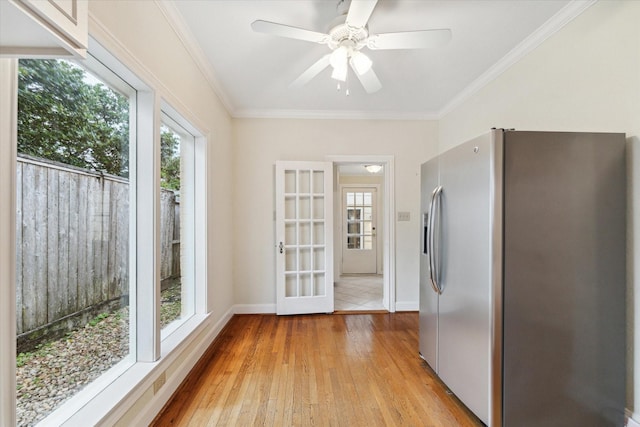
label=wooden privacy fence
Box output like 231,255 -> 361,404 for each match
16,155 -> 180,337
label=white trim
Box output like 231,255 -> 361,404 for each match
395,301 -> 419,312
154,0 -> 235,116
0,58 -> 18,427
194,134 -> 209,313
627,410 -> 640,427
136,89 -> 161,362
327,155 -> 395,313
234,304 -> 277,314
437,0 -> 597,118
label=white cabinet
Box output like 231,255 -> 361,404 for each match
0,0 -> 88,58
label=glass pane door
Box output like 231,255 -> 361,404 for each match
346,191 -> 374,250
342,187 -> 377,274
275,161 -> 333,315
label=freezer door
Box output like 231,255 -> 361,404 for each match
437,133 -> 493,425
419,159 -> 440,371
502,132 -> 626,426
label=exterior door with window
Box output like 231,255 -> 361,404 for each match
342,187 -> 377,274
275,161 -> 333,315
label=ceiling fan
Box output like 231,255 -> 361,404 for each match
251,0 -> 452,94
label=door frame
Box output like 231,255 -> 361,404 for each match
326,155 -> 395,312
339,184 -> 381,275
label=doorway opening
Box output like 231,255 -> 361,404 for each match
328,156 -> 395,312
334,274 -> 384,311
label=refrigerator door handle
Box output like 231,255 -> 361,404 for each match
428,186 -> 443,294
427,187 -> 437,294
432,186 -> 444,294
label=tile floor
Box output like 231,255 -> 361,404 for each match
334,275 -> 385,311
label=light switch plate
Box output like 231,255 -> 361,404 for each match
397,211 -> 410,221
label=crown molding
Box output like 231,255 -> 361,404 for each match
233,109 -> 439,121
155,0 -> 236,116
437,0 -> 597,119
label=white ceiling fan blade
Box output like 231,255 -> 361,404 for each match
290,54 -> 332,88
345,0 -> 378,29
350,61 -> 382,94
251,20 -> 328,44
368,29 -> 452,50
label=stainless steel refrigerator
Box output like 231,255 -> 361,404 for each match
419,129 -> 626,427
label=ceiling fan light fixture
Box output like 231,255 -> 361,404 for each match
329,45 -> 349,69
350,51 -> 372,75
364,164 -> 383,174
331,64 -> 348,82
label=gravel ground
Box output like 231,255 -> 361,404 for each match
16,284 -> 182,427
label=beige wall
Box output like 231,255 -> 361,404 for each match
339,175 -> 384,185
86,1 -> 235,423
438,0 -> 640,415
232,118 -> 438,309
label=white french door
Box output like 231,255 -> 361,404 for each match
275,161 -> 333,315
342,187 -> 377,274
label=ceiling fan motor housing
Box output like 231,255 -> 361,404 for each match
327,15 -> 369,51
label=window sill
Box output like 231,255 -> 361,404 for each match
38,312 -> 212,426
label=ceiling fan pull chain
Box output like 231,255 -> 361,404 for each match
346,71 -> 350,96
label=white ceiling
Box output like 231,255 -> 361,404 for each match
339,163 -> 384,176
164,0 -> 586,119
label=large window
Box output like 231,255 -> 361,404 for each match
160,117 -> 196,336
15,58 -> 135,426
2,40 -> 208,427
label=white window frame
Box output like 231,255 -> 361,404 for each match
0,58 -> 19,427
83,50 -> 141,365
160,101 -> 207,317
159,107 -> 206,339
0,36 -> 210,426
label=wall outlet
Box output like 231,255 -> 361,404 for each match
397,211 -> 410,221
153,371 -> 166,395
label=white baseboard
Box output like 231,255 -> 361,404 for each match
627,409 -> 640,427
234,303 -> 420,314
395,301 -> 419,311
234,303 -> 276,314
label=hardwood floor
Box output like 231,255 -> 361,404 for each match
152,313 -> 483,427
